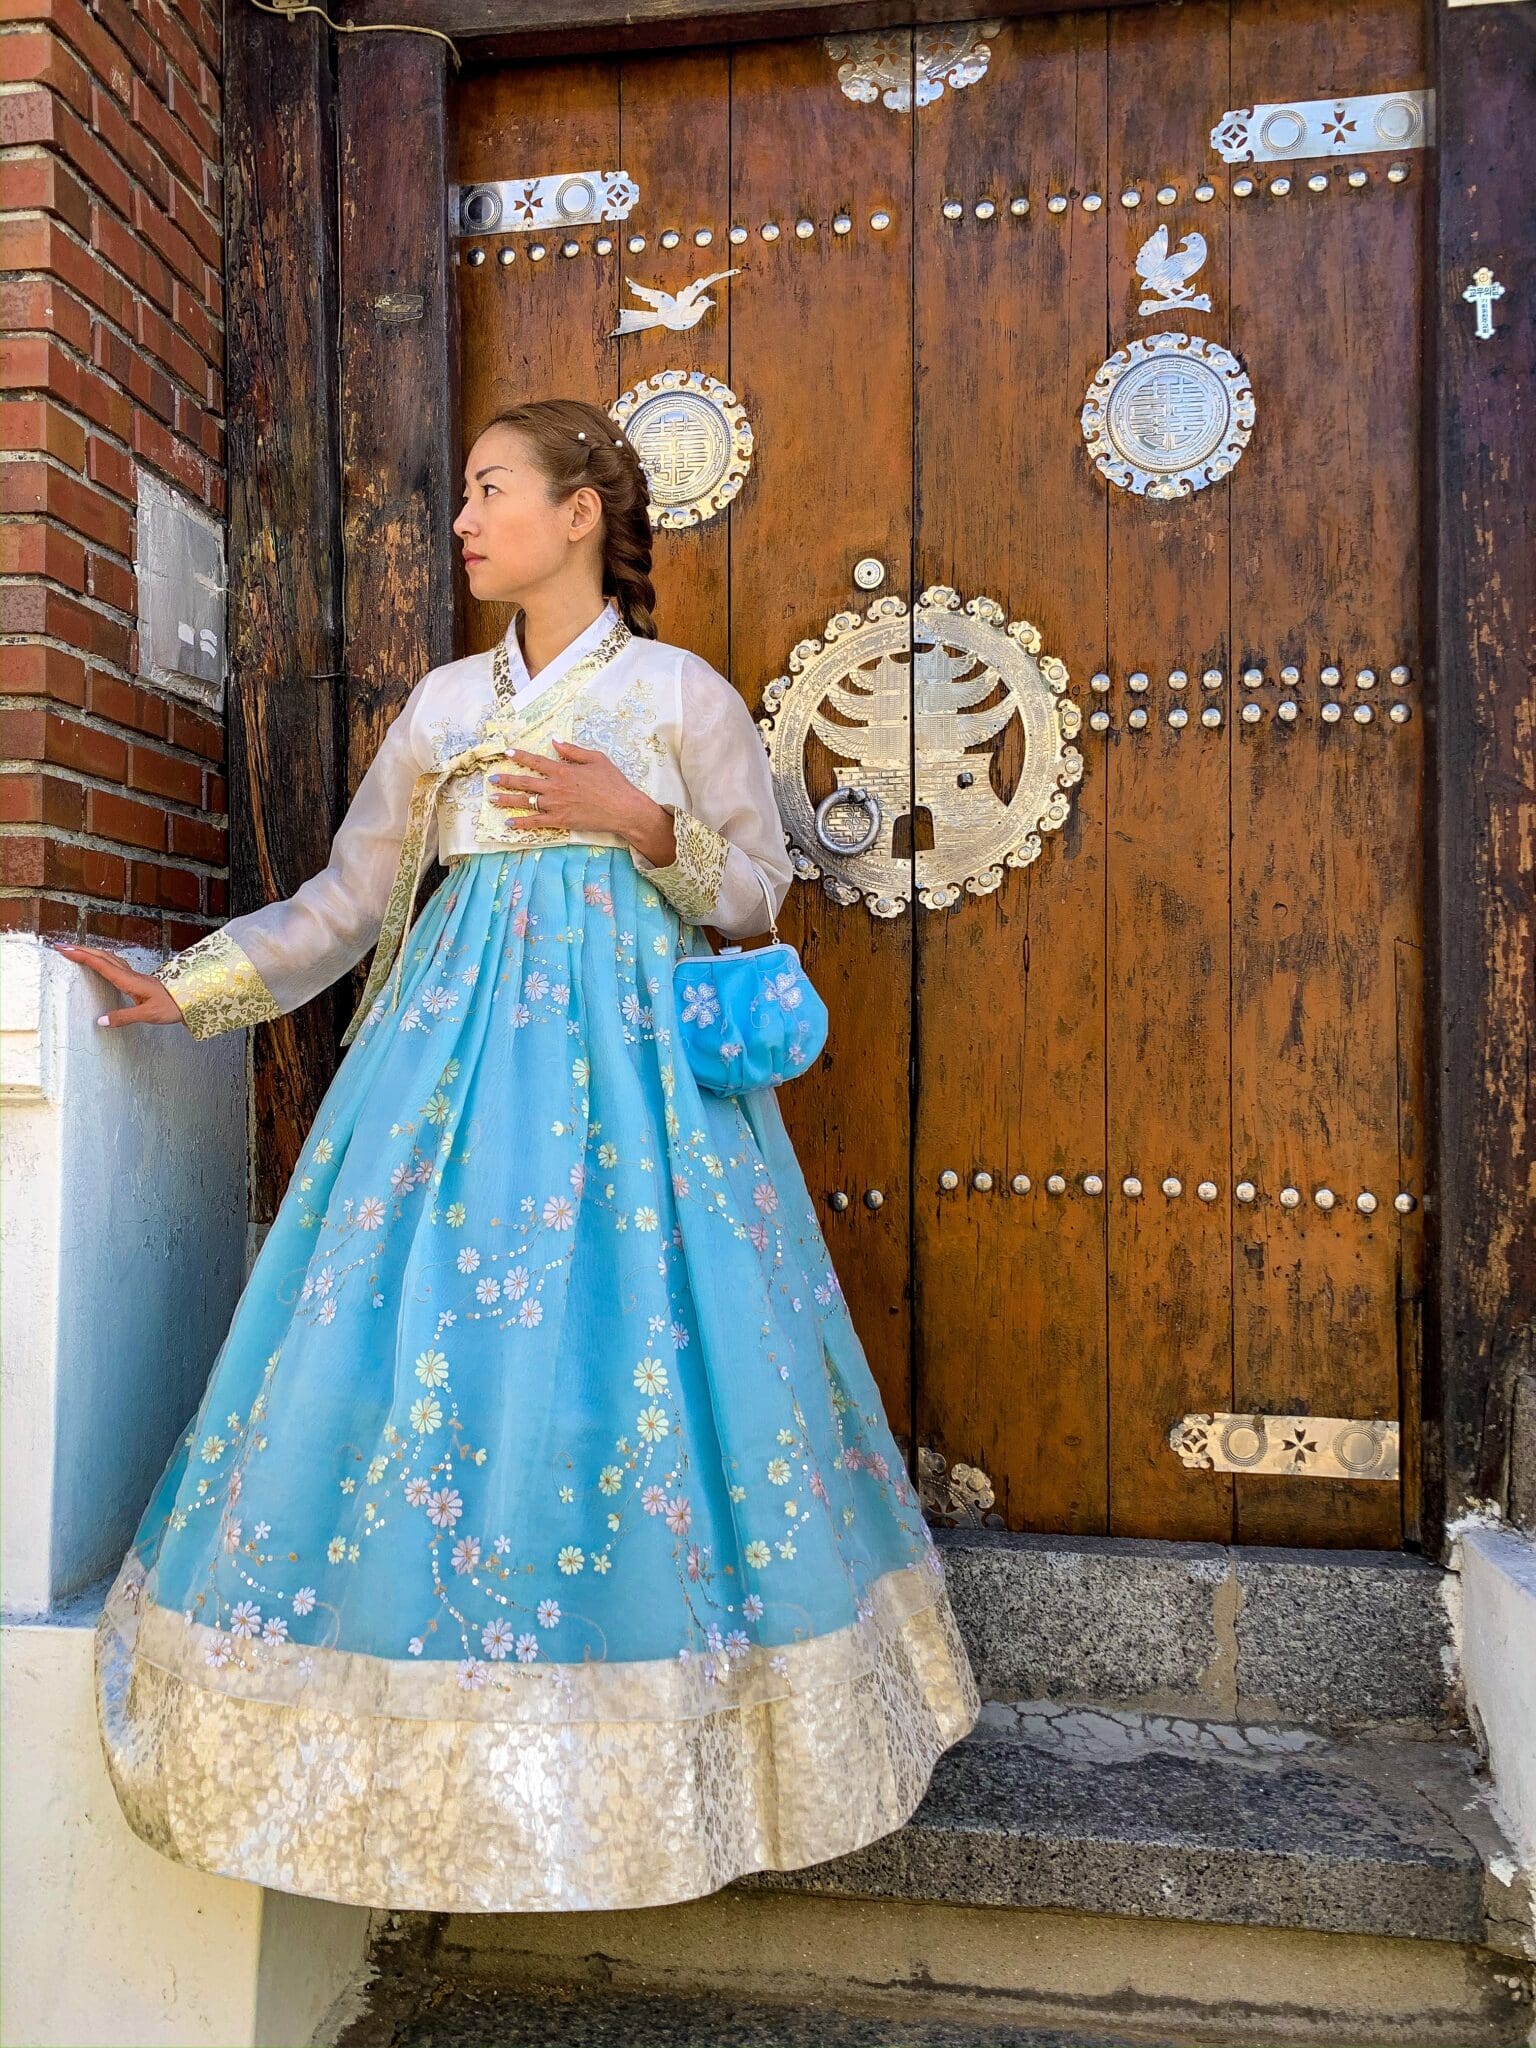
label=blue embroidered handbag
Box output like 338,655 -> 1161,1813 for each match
672,874 -> 828,1095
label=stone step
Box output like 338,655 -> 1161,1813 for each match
934,1528 -> 1461,1735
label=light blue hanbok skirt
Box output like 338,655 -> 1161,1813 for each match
95,843 -> 980,1912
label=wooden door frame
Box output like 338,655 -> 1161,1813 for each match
224,0 -> 1535,1558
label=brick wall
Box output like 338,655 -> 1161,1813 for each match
0,0 -> 226,949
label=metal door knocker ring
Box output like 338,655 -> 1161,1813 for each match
814,785 -> 882,855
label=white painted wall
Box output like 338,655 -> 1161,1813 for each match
1455,1524 -> 1536,1891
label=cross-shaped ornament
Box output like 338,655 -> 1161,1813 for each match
1462,266 -> 1506,341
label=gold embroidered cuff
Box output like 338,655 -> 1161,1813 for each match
154,928 -> 282,1040
636,808 -> 730,923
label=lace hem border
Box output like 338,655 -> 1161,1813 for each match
94,1554 -> 982,1912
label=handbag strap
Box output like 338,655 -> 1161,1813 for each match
756,866 -> 781,944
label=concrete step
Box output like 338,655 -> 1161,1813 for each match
934,1529 -> 1461,1736
334,1979 -> 1197,2048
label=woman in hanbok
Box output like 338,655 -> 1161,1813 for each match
58,396 -> 980,1913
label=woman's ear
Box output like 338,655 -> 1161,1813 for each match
568,484 -> 603,542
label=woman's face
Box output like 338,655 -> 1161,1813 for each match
453,427 -> 601,606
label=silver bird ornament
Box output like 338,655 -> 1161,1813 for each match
609,269 -> 741,336
1135,226 -> 1212,316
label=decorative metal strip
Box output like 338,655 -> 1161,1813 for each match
1211,91 -> 1432,164
826,22 -> 1004,113
449,171 -> 639,238
1170,1413 -> 1400,1480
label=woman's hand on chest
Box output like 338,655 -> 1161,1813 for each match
489,738 -> 671,857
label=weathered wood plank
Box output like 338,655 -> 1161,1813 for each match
1425,0 -> 1536,1547
224,3 -> 343,1220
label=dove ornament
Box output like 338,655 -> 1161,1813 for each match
610,268 -> 740,337
1134,225 -> 1213,317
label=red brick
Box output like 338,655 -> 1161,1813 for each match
168,701 -> 221,760
161,0 -> 219,74
167,170 -> 218,268
135,296 -> 210,396
165,65 -> 215,160
2,151 -> 92,237
44,88 -> 135,213
94,319 -> 176,423
126,741 -> 200,805
0,277 -> 94,358
170,277 -> 216,360
0,214 -> 134,330
0,0 -> 133,101
87,668 -> 167,738
87,784 -> 168,850
89,77 -> 170,211
0,403 -> 86,471
129,858 -> 200,911
2,641 -> 87,705
168,809 -> 222,862
0,518 -> 86,586
0,28 -> 93,121
201,263 -> 221,322
129,72 -> 203,193
142,0 -> 202,96
130,181 -> 201,293
33,708 -> 129,780
1,333 -> 133,439
0,835 -> 46,888
3,583 -> 131,665
0,80 -> 55,145
204,872 -> 226,914
92,199 -> 172,312
81,907 -> 159,941
0,899 -> 44,933
85,431 -> 134,504
91,0 -> 160,91
130,408 -> 203,495
0,770 -> 83,829
204,768 -> 225,811
85,548 -> 135,613
175,384 -> 221,461
162,913 -> 207,947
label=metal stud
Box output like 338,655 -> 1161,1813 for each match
695,227 -> 714,246
1047,195 -> 1068,214
729,226 -> 748,244
1356,667 -> 1376,688
1202,669 -> 1223,690
1194,182 -> 1215,202
1280,664 -> 1300,685
1162,1176 -> 1183,1198
1084,1174 -> 1104,1195
661,229 -> 681,248
939,1170 -> 959,1190
1201,706 -> 1222,727
1321,664 -> 1341,686
761,222 -> 780,240
1168,668 -> 1188,689
1121,188 -> 1141,208
942,199 -> 964,219
1091,671 -> 1111,693
1241,702 -> 1263,723
1197,1181 -> 1218,1201
1321,702 -> 1342,723
497,246 -> 515,265
833,214 -> 852,235
1353,703 -> 1374,723
1314,1187 -> 1336,1210
561,238 -> 580,257
1128,670 -> 1149,692
1308,172 -> 1329,192
870,210 -> 891,230
1279,1186 -> 1301,1208
594,237 -> 613,255
1009,196 -> 1029,216
1348,168 -> 1368,188
1394,1192 -> 1416,1212
972,1170 -> 994,1191
1356,1191 -> 1378,1214
628,234 -> 646,252
1242,666 -> 1263,687
1390,664 -> 1410,685
1089,708 -> 1111,731
795,218 -> 816,238
1233,176 -> 1255,197
1157,185 -> 1177,205
1387,163 -> 1409,183
1235,1181 -> 1257,1203
975,199 -> 997,220
864,1188 -> 884,1209
1123,1176 -> 1143,1197
1277,700 -> 1299,722
1389,703 -> 1412,723
830,1190 -> 849,1210
1083,192 -> 1103,211
1128,705 -> 1149,728
1011,1174 -> 1031,1194
1168,706 -> 1189,727
1270,175 -> 1292,196
1046,1173 -> 1066,1193
529,242 -> 547,260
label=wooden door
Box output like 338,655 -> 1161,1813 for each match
452,0 -> 1427,1549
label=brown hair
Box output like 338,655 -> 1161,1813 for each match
475,397 -> 658,640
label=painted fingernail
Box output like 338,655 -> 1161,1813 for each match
96,1014 -> 110,1027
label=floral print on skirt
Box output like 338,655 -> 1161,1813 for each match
95,844 -> 981,1912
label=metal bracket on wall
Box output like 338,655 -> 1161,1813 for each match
1169,1412 -> 1401,1479
917,1443 -> 1006,1527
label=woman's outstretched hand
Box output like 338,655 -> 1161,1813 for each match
52,942 -> 187,1030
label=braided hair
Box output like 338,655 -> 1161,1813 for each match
477,397 -> 658,639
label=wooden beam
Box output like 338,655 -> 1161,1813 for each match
224,1 -> 345,1221
1423,0 -> 1536,1546
333,0 -> 1156,63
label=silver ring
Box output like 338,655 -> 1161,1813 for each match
527,791 -> 539,812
